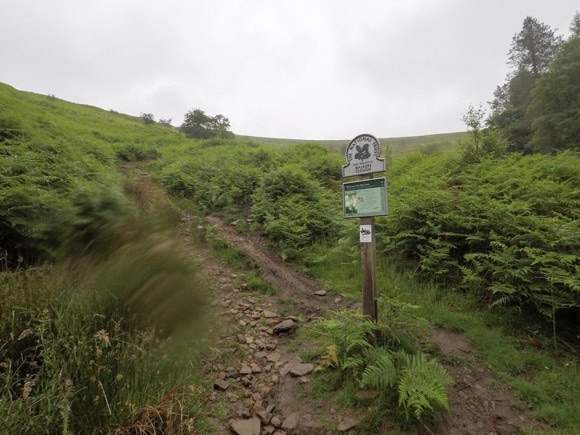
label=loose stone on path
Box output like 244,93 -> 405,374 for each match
213,379 -> 229,391
289,363 -> 314,377
281,413 -> 298,431
230,418 -> 261,435
273,319 -> 295,334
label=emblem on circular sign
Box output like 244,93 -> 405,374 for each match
342,134 -> 386,177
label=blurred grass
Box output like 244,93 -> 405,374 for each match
0,158 -> 213,433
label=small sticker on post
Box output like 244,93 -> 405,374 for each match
360,225 -> 372,243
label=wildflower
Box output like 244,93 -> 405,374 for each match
17,329 -> 33,340
94,329 -> 110,347
22,378 -> 36,399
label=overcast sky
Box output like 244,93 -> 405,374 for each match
2,1 -> 578,139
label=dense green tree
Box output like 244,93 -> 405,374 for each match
180,109 -> 233,139
489,17 -> 563,152
508,16 -> 563,78
527,36 -> 580,152
140,112 -> 155,125
570,11 -> 580,38
489,70 -> 536,152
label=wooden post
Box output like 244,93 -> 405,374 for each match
342,134 -> 386,325
359,174 -> 378,323
360,216 -> 377,322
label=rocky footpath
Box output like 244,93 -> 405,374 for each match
201,265 -> 355,435
179,214 -> 539,435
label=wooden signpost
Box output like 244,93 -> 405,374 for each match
342,134 -> 387,322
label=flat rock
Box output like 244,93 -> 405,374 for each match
256,409 -> 272,424
270,416 -> 282,427
239,365 -> 252,375
337,416 -> 360,432
267,352 -> 281,362
213,379 -> 229,391
273,319 -> 295,334
281,413 -> 298,431
263,310 -> 278,318
313,290 -> 327,296
290,363 -> 314,377
231,418 -> 261,435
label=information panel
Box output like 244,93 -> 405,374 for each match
342,177 -> 388,218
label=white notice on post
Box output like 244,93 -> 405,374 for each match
360,225 -> 372,243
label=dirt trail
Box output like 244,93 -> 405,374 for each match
180,214 -> 538,434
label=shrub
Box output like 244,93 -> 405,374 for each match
314,310 -> 452,424
381,151 -> 580,334
140,113 -> 155,125
251,165 -> 342,259
116,144 -> 161,162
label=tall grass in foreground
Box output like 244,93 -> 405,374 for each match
0,221 -> 210,434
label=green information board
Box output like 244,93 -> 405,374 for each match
342,177 -> 388,218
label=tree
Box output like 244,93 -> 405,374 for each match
140,113 -> 155,125
508,16 -> 563,79
461,105 -> 506,163
527,36 -> 580,152
180,109 -> 233,139
489,70 -> 536,152
489,17 -> 563,152
570,11 -> 580,38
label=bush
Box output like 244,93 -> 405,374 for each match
116,144 -> 161,162
251,164 -> 342,259
314,310 -> 452,424
0,134 -> 124,268
381,151 -> 580,333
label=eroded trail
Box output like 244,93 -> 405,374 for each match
180,214 -> 538,434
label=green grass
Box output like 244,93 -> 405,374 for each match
0,223 -> 212,434
245,271 -> 278,294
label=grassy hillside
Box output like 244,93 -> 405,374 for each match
2,82 -> 579,433
237,131 -> 466,155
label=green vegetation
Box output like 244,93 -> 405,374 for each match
312,310 -> 451,426
381,151 -> 580,337
1,15 -> 579,429
237,131 -> 467,156
0,82 -> 212,434
180,108 -> 233,139
0,219 -> 211,434
490,14 -> 580,153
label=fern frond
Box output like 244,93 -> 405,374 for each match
397,353 -> 453,421
360,350 -> 398,391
